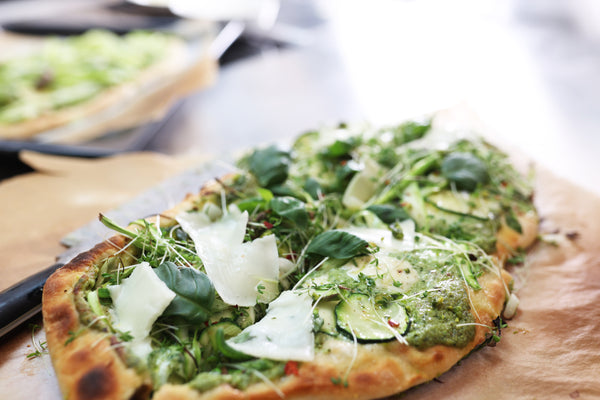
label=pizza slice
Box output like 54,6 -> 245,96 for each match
42,117 -> 538,399
0,30 -> 185,141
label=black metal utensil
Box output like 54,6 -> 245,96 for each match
0,263 -> 63,338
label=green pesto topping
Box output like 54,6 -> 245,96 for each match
400,251 -> 476,349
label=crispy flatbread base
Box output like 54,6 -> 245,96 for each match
42,179 -> 538,400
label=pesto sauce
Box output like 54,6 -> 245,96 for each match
400,252 -> 475,349
429,216 -> 499,254
188,360 -> 285,392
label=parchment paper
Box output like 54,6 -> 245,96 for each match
0,151 -> 198,292
0,152 -> 599,399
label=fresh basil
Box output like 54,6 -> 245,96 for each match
248,146 -> 291,187
306,230 -> 369,259
329,160 -> 360,193
269,184 -> 302,199
505,210 -> 523,234
366,204 -> 410,224
155,262 -> 215,324
270,196 -> 309,228
236,188 -> 273,213
395,119 -> 431,144
324,137 -> 359,158
304,177 -> 322,199
441,152 -> 489,192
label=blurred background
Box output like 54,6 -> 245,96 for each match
0,0 -> 599,194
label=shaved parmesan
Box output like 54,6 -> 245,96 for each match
108,262 -> 175,360
342,158 -> 382,209
226,291 -> 315,361
177,205 -> 280,306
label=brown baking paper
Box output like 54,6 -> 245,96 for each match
1,154 -> 599,399
0,151 -> 198,292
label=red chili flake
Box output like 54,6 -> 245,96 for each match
388,319 -> 400,328
264,221 -> 274,229
340,160 -> 347,166
284,361 -> 299,376
500,181 -> 508,187
400,202 -> 408,207
285,253 -> 297,261
385,179 -> 391,185
220,367 -> 228,374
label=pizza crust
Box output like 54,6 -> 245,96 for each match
43,236 -> 152,400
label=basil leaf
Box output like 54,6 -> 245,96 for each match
237,197 -> 266,213
324,137 -> 359,158
236,188 -> 273,213
366,204 -> 410,224
304,177 -> 322,199
306,230 -> 369,259
329,160 -> 360,193
270,196 -> 309,228
395,119 -> 431,144
505,210 -> 523,234
441,152 -> 489,192
155,262 -> 215,324
269,184 -> 302,198
248,146 -> 291,187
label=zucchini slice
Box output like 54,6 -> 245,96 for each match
424,190 -> 497,221
335,293 -> 408,342
314,300 -> 340,336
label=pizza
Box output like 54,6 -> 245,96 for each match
42,116 -> 538,399
0,29 -> 184,141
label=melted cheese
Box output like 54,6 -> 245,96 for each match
226,291 -> 315,361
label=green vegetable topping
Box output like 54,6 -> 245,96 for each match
247,145 -> 291,187
441,152 -> 490,191
154,262 -> 215,324
366,204 -> 411,224
270,196 -> 309,228
306,230 -> 370,259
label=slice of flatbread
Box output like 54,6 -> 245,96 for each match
42,118 -> 539,400
0,30 -> 197,142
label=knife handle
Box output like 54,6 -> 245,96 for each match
0,263 -> 63,338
